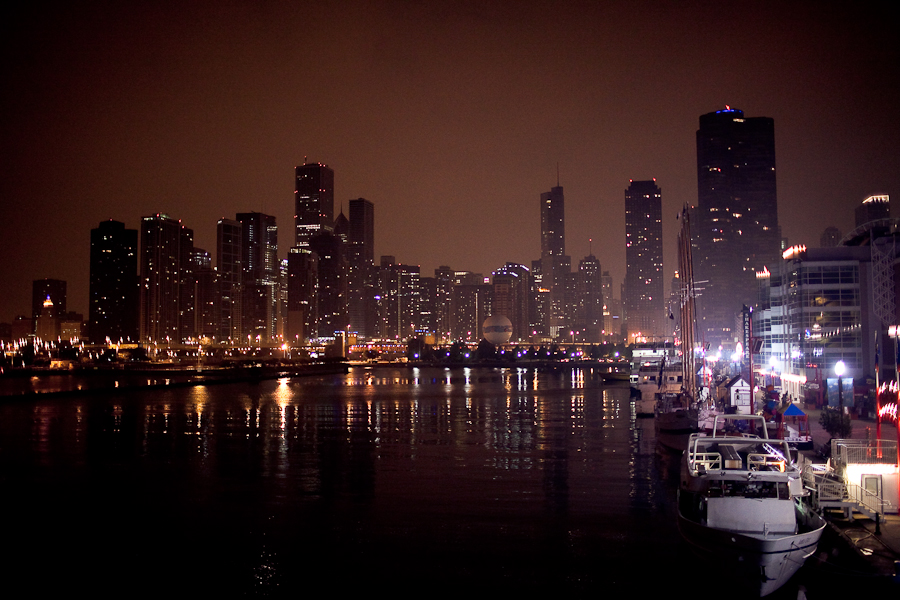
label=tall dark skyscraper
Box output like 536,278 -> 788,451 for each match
216,218 -> 242,341
695,107 -> 778,349
286,247 -> 318,343
309,231 -> 347,339
539,183 -> 570,338
237,212 -> 278,341
348,198 -> 375,338
89,220 -> 138,343
854,194 -> 890,227
139,213 -> 193,343
295,162 -> 335,248
624,179 -> 663,341
191,247 -> 218,340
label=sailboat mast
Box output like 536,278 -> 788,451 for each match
679,206 -> 697,400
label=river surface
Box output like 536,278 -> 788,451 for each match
0,366 -> 865,597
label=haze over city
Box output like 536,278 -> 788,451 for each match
2,0 -> 898,322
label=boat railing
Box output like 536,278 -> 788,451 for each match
748,452 -> 786,472
690,452 -> 722,473
710,414 -> 770,439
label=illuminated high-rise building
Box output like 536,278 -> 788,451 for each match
139,213 -> 194,343
89,220 -> 138,343
191,247 -> 218,340
309,231 -> 347,339
237,212 -> 278,341
624,179 -> 663,341
855,194 -> 890,227
573,254 -> 603,342
32,278 -> 67,332
286,247 -> 318,343
295,162 -> 335,247
539,183 -> 570,337
491,263 -> 531,343
695,107 -> 778,349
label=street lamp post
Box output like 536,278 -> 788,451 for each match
835,359 -> 846,419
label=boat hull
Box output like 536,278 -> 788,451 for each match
677,495 -> 826,596
655,407 -> 698,452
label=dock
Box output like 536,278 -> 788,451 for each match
799,404 -> 900,584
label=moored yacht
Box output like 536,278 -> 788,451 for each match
677,414 -> 826,596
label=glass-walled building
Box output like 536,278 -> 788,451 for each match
754,245 -> 874,400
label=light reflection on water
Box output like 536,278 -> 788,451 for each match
2,366 -> 690,597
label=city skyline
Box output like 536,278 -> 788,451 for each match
2,1 -> 898,322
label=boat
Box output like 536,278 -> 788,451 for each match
655,392 -> 699,451
632,360 -> 683,417
677,413 -> 826,596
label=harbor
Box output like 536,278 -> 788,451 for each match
0,363 -> 896,597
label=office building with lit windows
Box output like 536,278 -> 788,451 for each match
89,220 -> 138,342
695,107 -> 779,349
139,213 -> 194,343
624,179 -> 663,341
539,184 -> 570,338
237,212 -> 278,341
295,162 -> 335,247
753,220 -> 900,403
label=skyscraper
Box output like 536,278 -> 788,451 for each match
540,183 -> 570,338
237,212 -> 278,341
32,278 -> 67,330
491,263 -> 531,343
855,194 -> 890,227
573,254 -> 604,342
286,247 -> 318,343
295,162 -> 335,247
624,179 -> 663,341
820,226 -> 842,248
216,218 -> 242,341
139,213 -> 193,343
191,247 -> 218,340
695,107 -> 778,349
347,198 -> 375,338
309,231 -> 347,339
89,220 -> 138,343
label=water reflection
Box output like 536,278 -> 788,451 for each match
2,366 -> 686,596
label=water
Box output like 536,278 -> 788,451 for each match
0,366 -> 858,597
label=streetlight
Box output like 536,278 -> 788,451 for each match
835,359 -> 846,417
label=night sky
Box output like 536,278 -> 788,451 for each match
2,1 -> 898,324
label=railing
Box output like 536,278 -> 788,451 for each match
830,438 -> 898,473
798,457 -> 895,518
748,452 -> 786,471
847,482 -> 895,517
814,477 -> 847,502
690,452 -> 722,473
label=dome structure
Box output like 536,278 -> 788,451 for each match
483,315 -> 512,346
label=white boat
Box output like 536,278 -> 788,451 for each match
632,362 -> 683,416
677,414 -> 826,596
